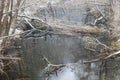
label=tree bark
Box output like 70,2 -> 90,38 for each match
12,0 -> 21,34
0,0 -> 5,36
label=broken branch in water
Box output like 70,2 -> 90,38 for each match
40,56 -> 65,79
44,64 -> 66,76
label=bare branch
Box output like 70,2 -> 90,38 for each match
43,56 -> 51,64
95,38 -> 112,50
105,50 -> 120,59
83,58 -> 101,64
24,18 -> 36,29
0,57 -> 21,60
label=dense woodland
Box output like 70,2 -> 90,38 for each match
0,0 -> 120,80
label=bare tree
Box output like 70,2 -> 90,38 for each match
0,0 -> 22,79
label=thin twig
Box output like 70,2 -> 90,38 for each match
84,47 -> 96,52
95,38 -> 111,50
43,56 -> 51,64
83,58 -> 101,64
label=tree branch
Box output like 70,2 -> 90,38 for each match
0,57 -> 21,60
43,56 -> 51,64
105,50 -> 120,59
